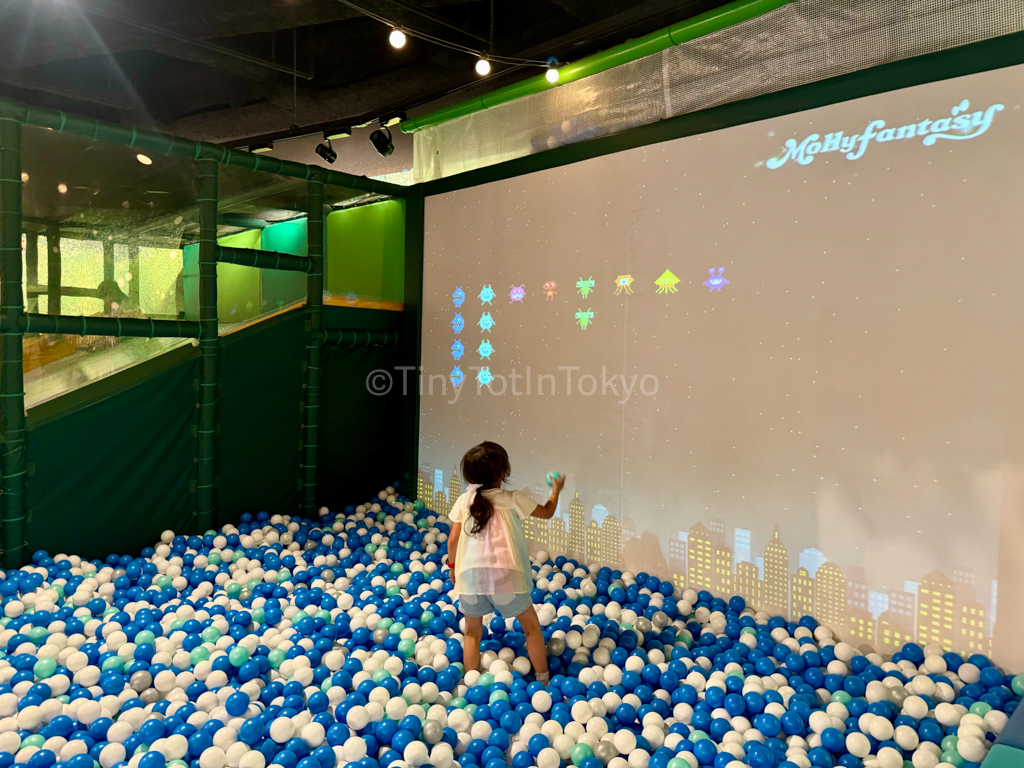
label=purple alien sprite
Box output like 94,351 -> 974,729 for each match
703,267 -> 729,292
509,285 -> 526,303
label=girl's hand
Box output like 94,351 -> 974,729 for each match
551,474 -> 566,494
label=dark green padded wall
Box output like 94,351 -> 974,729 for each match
25,347 -> 199,558
318,305 -> 405,507
215,309 -> 306,527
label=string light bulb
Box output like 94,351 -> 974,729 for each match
474,57 -> 491,76
546,63 -> 560,83
388,28 -> 406,48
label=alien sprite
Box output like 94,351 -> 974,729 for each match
477,340 -> 494,359
542,281 -> 557,300
613,275 -> 634,295
655,269 -> 680,294
576,308 -> 594,330
478,312 -> 495,332
703,267 -> 729,292
476,367 -> 493,387
451,340 -> 464,360
576,276 -> 595,299
479,284 -> 496,305
450,366 -> 464,387
509,285 -> 526,303
452,286 -> 466,307
452,314 -> 465,334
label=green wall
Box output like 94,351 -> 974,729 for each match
260,219 -> 308,312
25,348 -> 199,557
215,309 -> 306,527
326,200 -> 405,303
217,229 -> 262,324
318,306 -> 405,506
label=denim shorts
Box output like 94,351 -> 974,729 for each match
460,593 -> 533,619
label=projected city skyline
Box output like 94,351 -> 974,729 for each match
420,464 -> 994,656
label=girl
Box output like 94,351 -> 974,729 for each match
446,441 -> 564,684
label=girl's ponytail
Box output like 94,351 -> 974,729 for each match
468,489 -> 494,534
460,441 -> 512,534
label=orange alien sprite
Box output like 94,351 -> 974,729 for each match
542,281 -> 558,300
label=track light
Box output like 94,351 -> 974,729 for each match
389,28 -> 407,48
249,142 -> 274,154
315,138 -> 337,165
136,153 -> 153,165
369,125 -> 394,157
475,57 -> 491,76
324,126 -> 352,141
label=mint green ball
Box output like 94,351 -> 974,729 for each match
226,583 -> 242,598
940,750 -> 964,767
397,638 -> 416,658
478,673 -> 494,688
372,669 -> 392,683
570,744 -> 593,767
386,585 -> 401,598
28,627 -> 47,643
450,697 -> 467,709
101,657 -> 123,672
831,691 -> 852,704
413,500 -> 424,510
200,626 -> 220,644
268,649 -> 286,669
969,701 -> 992,716
941,736 -> 958,753
1012,676 -> 1024,696
21,735 -> 44,749
33,658 -> 56,679
134,630 -> 155,646
189,647 -> 210,666
228,646 -> 250,667
316,610 -> 332,624
208,552 -> 221,566
389,622 -> 405,635
390,563 -> 404,574
276,569 -> 290,584
154,575 -> 172,589
251,607 -> 265,624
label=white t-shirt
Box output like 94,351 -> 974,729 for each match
449,487 -> 537,596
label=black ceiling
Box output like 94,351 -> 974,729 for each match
0,0 -> 725,146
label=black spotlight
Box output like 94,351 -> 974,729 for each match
315,138 -> 337,164
369,125 -> 394,157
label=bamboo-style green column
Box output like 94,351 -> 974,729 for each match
0,116 -> 27,568
301,177 -> 325,516
196,159 -> 218,532
45,224 -> 61,315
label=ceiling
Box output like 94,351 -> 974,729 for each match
0,0 -> 727,150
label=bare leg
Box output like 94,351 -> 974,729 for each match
516,605 -> 549,683
463,615 -> 483,675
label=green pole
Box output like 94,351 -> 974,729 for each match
401,0 -> 790,133
400,187 -> 425,497
0,116 -> 27,568
196,159 -> 218,532
302,178 -> 325,516
45,224 -> 61,316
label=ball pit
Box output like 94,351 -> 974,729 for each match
0,486 -> 1019,768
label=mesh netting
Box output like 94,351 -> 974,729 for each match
412,0 -> 1024,182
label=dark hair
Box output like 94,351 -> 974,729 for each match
460,441 -> 511,534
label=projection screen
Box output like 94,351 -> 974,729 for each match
416,63 -> 1024,665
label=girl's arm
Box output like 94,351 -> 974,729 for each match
531,474 -> 565,520
447,522 -> 462,582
